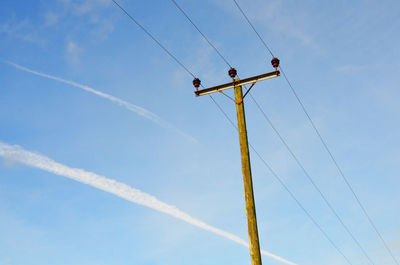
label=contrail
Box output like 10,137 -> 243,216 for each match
0,141 -> 298,265
3,61 -> 197,143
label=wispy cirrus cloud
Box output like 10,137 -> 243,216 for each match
60,0 -> 111,16
0,141 -> 298,265
43,0 -> 116,44
44,12 -> 59,26
336,64 -> 377,72
249,0 -> 314,46
65,40 -> 83,65
0,18 -> 43,44
4,60 -> 198,143
210,0 -> 315,48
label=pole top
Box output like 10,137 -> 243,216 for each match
228,67 -> 237,78
271,58 -> 280,70
192,78 -> 201,90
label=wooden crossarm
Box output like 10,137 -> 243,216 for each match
195,70 -> 280,96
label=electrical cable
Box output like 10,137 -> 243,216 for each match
280,66 -> 400,265
231,0 -> 400,264
169,0 -> 232,68
232,0 -> 275,58
111,0 -> 196,78
209,95 -> 353,265
248,92 -> 375,264
112,1 -> 353,263
168,1 -> 375,264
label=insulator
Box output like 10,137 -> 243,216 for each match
192,78 -> 201,88
228,67 -> 237,78
271,57 -> 280,69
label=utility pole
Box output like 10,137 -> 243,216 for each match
192,58 -> 280,265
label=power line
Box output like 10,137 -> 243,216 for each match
168,1 -> 375,263
232,0 -> 274,58
112,1 -> 351,263
280,66 -> 400,265
169,0 -> 232,68
111,0 -> 196,78
209,95 -> 353,265
248,93 -> 375,265
231,0 -> 400,264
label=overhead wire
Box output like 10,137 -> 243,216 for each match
111,0 -> 354,263
281,66 -> 400,265
232,0 -> 275,58
209,95 -> 354,265
111,0 -> 196,78
109,1 -> 389,264
230,0 -> 400,264
248,93 -> 375,264
167,0 -> 376,264
169,0 -> 232,68
111,0 -> 357,263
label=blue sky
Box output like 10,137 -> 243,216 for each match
1,0 -> 400,264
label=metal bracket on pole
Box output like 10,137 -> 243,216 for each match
235,81 -> 257,104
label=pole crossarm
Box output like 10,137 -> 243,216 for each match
195,70 -> 280,96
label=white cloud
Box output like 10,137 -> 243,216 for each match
44,12 -> 59,26
368,84 -> 400,114
391,229 -> 400,248
189,39 -> 227,85
248,0 -> 314,47
0,141 -> 298,265
0,18 -> 43,44
336,64 -> 375,72
4,61 -> 198,143
52,0 -> 116,42
1,0 -> 114,46
393,240 -> 400,247
90,19 -> 114,42
210,0 -> 315,49
65,40 -> 83,64
61,0 -> 111,16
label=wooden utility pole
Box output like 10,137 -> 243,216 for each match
234,80 -> 262,265
192,58 -> 281,265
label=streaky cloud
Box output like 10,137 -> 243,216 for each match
4,60 -> 198,143
0,141 -> 298,265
